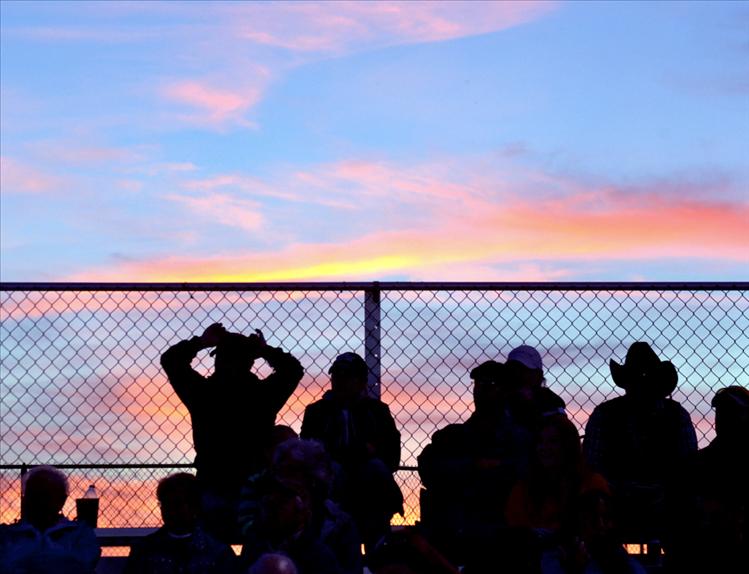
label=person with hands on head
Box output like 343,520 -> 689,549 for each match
161,322 -> 304,542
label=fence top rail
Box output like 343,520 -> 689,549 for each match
1,281 -> 748,292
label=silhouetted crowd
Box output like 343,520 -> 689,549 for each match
1,323 -> 747,574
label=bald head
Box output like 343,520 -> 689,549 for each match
248,554 -> 298,574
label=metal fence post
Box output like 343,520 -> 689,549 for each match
364,284 -> 382,399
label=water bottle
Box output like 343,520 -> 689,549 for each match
76,484 -> 99,528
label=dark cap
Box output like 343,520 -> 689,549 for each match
711,386 -> 749,411
470,360 -> 506,385
329,352 -> 368,379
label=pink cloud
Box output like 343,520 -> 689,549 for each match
232,1 -> 557,53
164,192 -> 264,232
30,142 -> 146,165
0,156 -> 65,195
53,155 -> 748,281
160,81 -> 263,129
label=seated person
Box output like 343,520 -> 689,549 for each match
583,342 -> 696,543
667,386 -> 749,573
0,465 -> 100,574
417,360 -> 532,565
301,352 -> 402,550
506,416 -> 609,533
542,490 -> 646,574
239,439 -> 362,574
240,474 -> 344,574
125,472 -> 236,574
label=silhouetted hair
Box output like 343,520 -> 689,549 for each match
23,465 -> 69,497
156,472 -> 199,506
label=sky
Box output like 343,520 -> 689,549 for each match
1,1 -> 748,282
1,2 -> 748,528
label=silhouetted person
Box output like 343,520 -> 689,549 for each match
542,490 -> 646,574
240,474 -> 344,574
417,360 -> 532,566
301,352 -> 402,551
667,386 -> 749,573
125,473 -> 236,574
583,342 -> 696,544
161,322 -> 304,541
0,466 -> 100,574
506,345 -> 566,426
506,416 -> 609,532
239,439 -> 362,574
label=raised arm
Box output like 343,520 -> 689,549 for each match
254,330 -> 304,414
160,323 -> 225,406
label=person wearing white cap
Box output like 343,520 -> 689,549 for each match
506,345 -> 566,422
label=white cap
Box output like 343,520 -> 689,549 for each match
508,345 -> 543,372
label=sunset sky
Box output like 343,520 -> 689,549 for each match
1,0 -> 748,282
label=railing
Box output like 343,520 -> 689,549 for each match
2,282 -> 747,528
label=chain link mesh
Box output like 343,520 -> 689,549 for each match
1,284 -> 747,528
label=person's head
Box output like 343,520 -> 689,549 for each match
610,342 -> 677,401
212,331 -> 261,376
507,345 -> 545,395
21,465 -> 68,529
156,472 -> 200,534
271,438 -> 333,501
712,386 -> 749,442
534,415 -> 582,474
471,360 -> 512,417
248,553 -> 299,574
260,477 -> 311,540
329,352 -> 368,402
263,425 -> 300,464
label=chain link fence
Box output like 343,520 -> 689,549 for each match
2,282 -> 747,528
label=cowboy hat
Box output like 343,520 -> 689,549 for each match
610,341 -> 678,396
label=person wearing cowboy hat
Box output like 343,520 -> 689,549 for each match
668,385 -> 749,573
582,342 -> 697,545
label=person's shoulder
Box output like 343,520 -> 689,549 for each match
591,395 -> 628,414
48,517 -> 94,537
431,421 -> 471,444
193,526 -> 231,552
663,397 -> 691,414
131,527 -> 168,550
304,398 -> 330,414
0,521 -> 31,542
360,397 -> 392,412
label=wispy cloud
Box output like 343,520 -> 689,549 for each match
28,140 -> 149,165
231,1 -> 557,53
66,158 -> 749,282
163,192 -> 264,233
0,156 -> 66,195
160,80 -> 264,129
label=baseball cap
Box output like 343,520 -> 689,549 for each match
507,345 -> 543,372
329,352 -> 368,378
